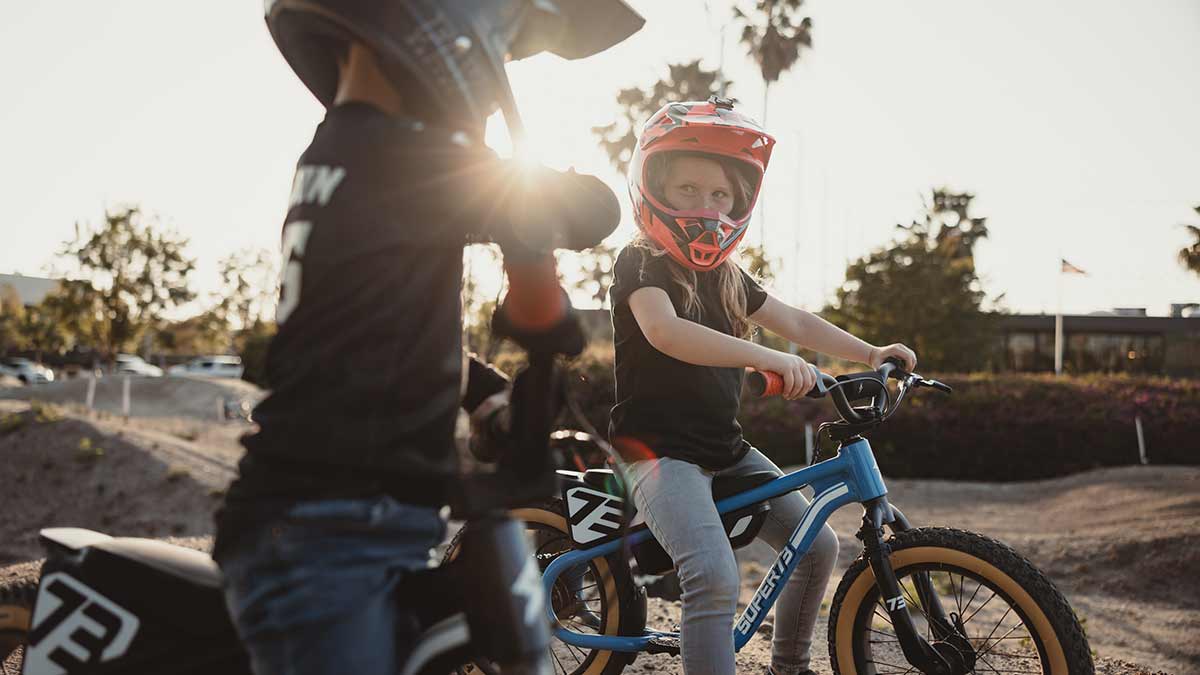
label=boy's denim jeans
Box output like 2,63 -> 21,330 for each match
216,496 -> 446,675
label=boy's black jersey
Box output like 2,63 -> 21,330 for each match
217,103 -> 618,539
608,245 -> 768,470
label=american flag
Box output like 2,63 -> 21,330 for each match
1060,259 -> 1087,275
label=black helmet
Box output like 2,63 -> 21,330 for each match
265,0 -> 644,137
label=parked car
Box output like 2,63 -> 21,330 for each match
114,354 -> 164,377
168,355 -> 244,379
0,357 -> 55,384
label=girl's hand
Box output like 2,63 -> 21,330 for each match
868,343 -> 917,372
758,350 -> 817,400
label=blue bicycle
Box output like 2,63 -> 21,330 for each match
448,360 -> 1093,675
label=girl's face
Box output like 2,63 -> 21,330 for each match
662,155 -> 736,216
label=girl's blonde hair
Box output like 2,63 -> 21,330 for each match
635,152 -> 759,338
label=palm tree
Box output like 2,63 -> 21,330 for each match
732,0 -> 814,126
1179,206 -> 1200,277
592,60 -> 727,174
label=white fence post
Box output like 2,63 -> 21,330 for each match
804,423 -> 814,465
122,375 -> 131,420
85,376 -> 96,411
1135,415 -> 1148,465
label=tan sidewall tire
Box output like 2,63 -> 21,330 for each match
833,546 -> 1069,675
509,507 -> 621,675
449,506 -> 623,675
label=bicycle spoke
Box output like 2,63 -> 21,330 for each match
961,588 -> 999,626
866,658 -> 919,672
563,640 -> 589,663
976,651 -> 1005,675
972,604 -> 1015,653
960,575 -> 985,619
975,616 -> 1032,663
549,645 -> 568,675
898,579 -> 930,641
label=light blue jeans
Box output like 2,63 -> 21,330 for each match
625,449 -> 839,675
216,496 -> 446,675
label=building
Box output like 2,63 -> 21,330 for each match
999,308 -> 1200,376
0,273 -> 60,307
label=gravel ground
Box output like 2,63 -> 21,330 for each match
0,398 -> 1193,674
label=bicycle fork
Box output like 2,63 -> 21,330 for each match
860,498 -> 976,675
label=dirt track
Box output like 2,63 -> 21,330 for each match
0,397 -> 1194,674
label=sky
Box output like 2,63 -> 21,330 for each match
1,0 -> 1198,317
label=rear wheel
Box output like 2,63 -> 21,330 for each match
0,578 -> 35,675
829,528 -> 1093,675
445,500 -> 643,675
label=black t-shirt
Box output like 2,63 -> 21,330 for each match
608,245 -> 768,470
217,103 -> 618,536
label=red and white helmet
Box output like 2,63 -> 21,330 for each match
628,96 -> 776,271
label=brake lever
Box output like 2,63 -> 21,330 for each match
918,378 -> 953,395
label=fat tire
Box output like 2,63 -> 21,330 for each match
444,500 -> 643,675
828,527 -> 1093,675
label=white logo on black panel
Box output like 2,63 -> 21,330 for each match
566,487 -> 624,545
24,573 -> 139,674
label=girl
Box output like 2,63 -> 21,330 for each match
608,97 -> 916,675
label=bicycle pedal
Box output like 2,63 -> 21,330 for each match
646,635 -> 680,655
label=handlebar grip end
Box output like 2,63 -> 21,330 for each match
746,370 -> 784,398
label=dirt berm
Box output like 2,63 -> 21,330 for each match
0,399 -> 1193,674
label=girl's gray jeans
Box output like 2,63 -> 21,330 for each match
624,449 -> 839,675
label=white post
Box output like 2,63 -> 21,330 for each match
1135,415 -> 1148,465
122,375 -> 131,420
804,423 -> 814,465
1054,262 -> 1064,376
85,375 -> 96,411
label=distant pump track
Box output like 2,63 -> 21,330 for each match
0,375 -> 263,422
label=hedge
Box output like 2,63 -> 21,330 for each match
552,350 -> 1200,482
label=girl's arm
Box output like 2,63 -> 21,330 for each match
627,287 -> 817,398
749,294 -> 917,370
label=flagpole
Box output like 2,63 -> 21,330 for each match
1055,258 -> 1063,376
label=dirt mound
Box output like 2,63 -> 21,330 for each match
0,375 -> 263,421
0,409 -> 1191,674
0,402 -> 227,564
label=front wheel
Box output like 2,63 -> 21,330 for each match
829,527 -> 1093,675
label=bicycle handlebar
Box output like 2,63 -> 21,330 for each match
747,358 -> 951,430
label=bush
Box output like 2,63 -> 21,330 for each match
560,350 -> 1200,481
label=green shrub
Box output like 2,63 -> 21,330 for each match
560,350 -> 1200,481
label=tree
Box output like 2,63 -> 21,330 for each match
0,285 -> 26,353
732,0 -> 814,126
1179,205 -> 1200,277
560,242 -> 618,309
214,248 -> 279,331
463,245 -> 502,357
17,303 -> 70,361
822,189 -> 1002,372
740,244 -> 776,285
59,206 -> 196,359
592,60 -> 728,174
38,279 -> 105,355
154,310 -> 230,355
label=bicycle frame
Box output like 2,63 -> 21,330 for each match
542,436 -> 888,653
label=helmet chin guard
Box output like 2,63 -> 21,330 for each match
655,208 -> 748,271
